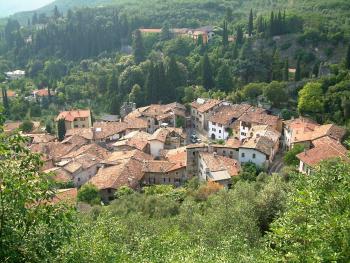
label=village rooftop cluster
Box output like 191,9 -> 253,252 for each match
4,97 -> 347,203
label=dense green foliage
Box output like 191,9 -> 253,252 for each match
0,110 -> 74,262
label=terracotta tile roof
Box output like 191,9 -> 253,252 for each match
139,28 -> 162,33
208,104 -> 252,125
297,136 -> 348,167
191,99 -> 222,113
33,88 -> 51,97
93,121 -> 128,140
61,143 -> 110,160
90,157 -> 147,190
65,128 -> 94,140
0,89 -> 16,98
125,117 -> 148,130
239,111 -> 280,127
241,136 -> 275,156
240,125 -> 280,156
291,123 -> 346,144
142,160 -> 175,173
149,127 -> 185,143
50,188 -> 77,205
30,142 -> 79,161
312,124 -> 346,141
103,149 -> 153,166
199,152 -> 240,178
211,137 -> 241,149
284,117 -> 318,131
62,134 -> 89,146
26,134 -> 56,144
56,110 -> 91,122
44,167 -> 72,183
113,131 -> 151,151
3,121 -> 21,133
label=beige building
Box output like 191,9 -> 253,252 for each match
149,127 -> 186,157
124,102 -> 186,133
56,110 -> 92,131
198,152 -> 240,188
89,150 -> 153,202
297,136 -> 348,175
191,98 -> 225,134
283,117 -> 346,150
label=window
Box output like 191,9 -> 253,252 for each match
223,150 -> 226,154
218,124 -> 222,127
219,130 -> 221,133
107,189 -> 112,193
193,152 -> 195,156
82,125 -> 85,128
252,153 -> 256,159
74,125 -> 78,128
212,122 -> 216,126
212,128 -> 216,132
241,153 -> 245,158
163,178 -> 167,183
77,178 -> 81,182
230,151 -> 233,154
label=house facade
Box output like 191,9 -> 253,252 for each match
207,104 -> 252,140
191,98 -> 225,135
56,110 -> 92,131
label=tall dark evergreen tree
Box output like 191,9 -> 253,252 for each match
248,9 -> 253,36
133,30 -> 145,64
236,26 -> 243,45
222,20 -> 229,47
216,64 -> 232,92
160,23 -> 172,41
145,62 -> 157,104
270,11 -> 275,36
202,53 -> 214,90
283,59 -> 289,81
233,43 -> 239,59
57,119 -> 66,141
156,62 -> 167,103
346,44 -> 350,70
166,56 -> 182,101
1,86 -> 9,115
295,57 -> 301,81
107,71 -> 120,115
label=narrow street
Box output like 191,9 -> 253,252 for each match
269,150 -> 285,174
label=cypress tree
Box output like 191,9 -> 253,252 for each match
202,53 -> 214,90
133,30 -> 145,64
312,62 -> 320,78
345,44 -> 350,70
107,71 -> 120,115
216,63 -> 232,92
156,62 -> 167,103
1,86 -> 9,115
145,62 -> 157,104
222,20 -> 229,47
283,59 -> 289,81
295,57 -> 301,81
248,9 -> 253,36
166,56 -> 182,101
57,119 -> 66,142
270,11 -> 275,36
236,26 -> 243,45
233,43 -> 239,59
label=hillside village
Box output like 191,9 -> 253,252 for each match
5,97 -> 347,203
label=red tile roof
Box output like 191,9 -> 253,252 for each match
56,110 -> 91,122
191,99 -> 222,113
297,136 -> 348,167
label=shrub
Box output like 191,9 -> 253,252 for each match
78,183 -> 101,205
